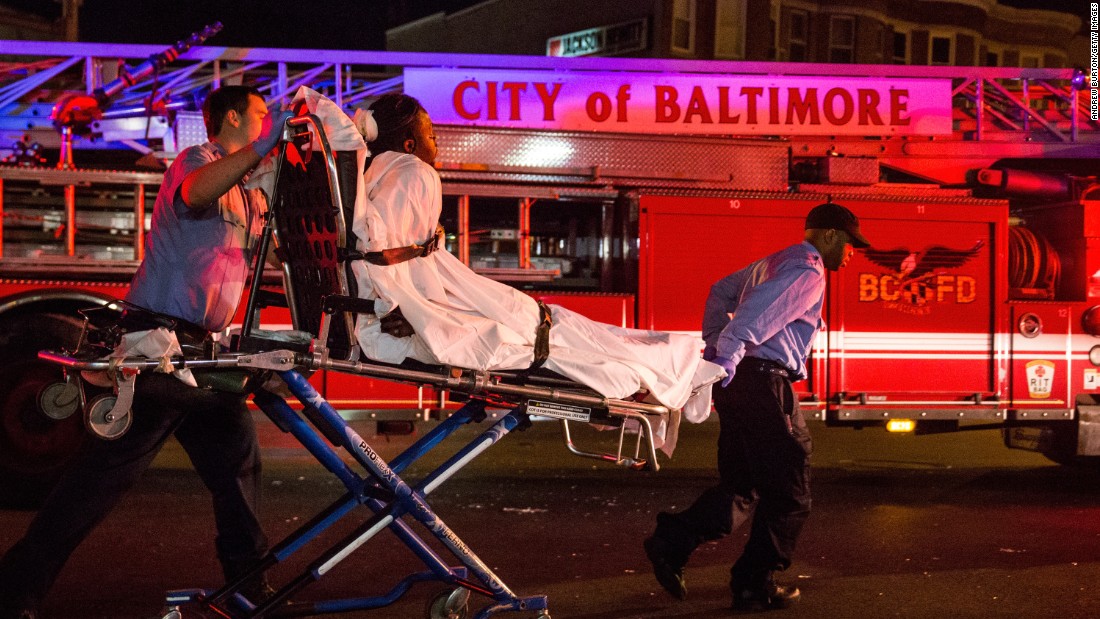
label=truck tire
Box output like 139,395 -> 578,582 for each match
0,313 -> 86,508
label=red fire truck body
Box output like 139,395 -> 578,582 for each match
0,41 -> 1096,500
640,193 -> 1008,410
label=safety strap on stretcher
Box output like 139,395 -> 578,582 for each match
338,224 -> 445,266
528,301 -> 553,373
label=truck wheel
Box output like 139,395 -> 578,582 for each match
0,313 -> 86,508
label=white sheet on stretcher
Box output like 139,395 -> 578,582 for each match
247,86 -> 369,196
250,88 -> 725,455
81,327 -> 198,388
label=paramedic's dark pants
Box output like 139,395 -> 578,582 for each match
660,358 -> 812,586
0,373 -> 268,610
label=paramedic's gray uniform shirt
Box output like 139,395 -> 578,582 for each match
127,142 -> 266,332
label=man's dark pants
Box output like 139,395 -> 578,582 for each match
658,360 -> 812,588
0,373 -> 268,611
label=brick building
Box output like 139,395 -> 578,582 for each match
386,0 -> 1081,68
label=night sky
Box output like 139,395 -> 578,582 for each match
4,0 -> 1094,49
8,0 -> 485,50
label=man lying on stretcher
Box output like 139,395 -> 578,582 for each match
260,89 -> 724,447
349,94 -> 722,415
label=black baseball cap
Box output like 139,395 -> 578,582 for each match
805,202 -> 870,248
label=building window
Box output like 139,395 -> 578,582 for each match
892,31 -> 907,64
788,9 -> 808,62
671,0 -> 696,54
984,51 -> 998,67
715,0 -> 747,59
930,35 -> 952,65
829,15 -> 855,63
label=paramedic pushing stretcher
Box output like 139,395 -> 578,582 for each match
645,203 -> 870,612
0,86 -> 292,619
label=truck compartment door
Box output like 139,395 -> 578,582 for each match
828,200 -> 1007,420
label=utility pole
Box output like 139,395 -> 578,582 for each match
59,0 -> 82,41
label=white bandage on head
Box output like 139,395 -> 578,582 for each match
353,108 -> 378,142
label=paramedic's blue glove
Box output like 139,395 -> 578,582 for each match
253,109 -> 293,156
713,355 -> 737,388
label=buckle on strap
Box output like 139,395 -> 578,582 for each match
529,301 -> 553,372
341,225 -> 445,266
419,224 -> 444,257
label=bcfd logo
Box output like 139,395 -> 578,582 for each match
1025,360 -> 1055,399
857,242 -> 982,315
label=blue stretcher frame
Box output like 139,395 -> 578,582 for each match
165,367 -> 550,619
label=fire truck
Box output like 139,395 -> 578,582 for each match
0,37 -> 1096,503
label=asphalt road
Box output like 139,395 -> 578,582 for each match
3,413 -> 1099,619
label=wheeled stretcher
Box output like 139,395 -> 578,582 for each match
36,113 -> 679,618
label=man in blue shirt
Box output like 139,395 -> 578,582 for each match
645,202 -> 870,612
0,85 -> 291,619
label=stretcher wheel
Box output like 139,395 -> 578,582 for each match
425,587 -> 470,619
37,381 -> 80,420
85,394 -> 132,440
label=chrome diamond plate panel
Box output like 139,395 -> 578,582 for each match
435,126 -> 788,191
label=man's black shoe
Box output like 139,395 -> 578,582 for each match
731,582 -> 800,612
643,536 -> 687,600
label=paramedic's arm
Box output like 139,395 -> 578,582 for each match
702,272 -> 744,360
180,147 -> 263,209
181,110 -> 292,209
715,263 -> 824,367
